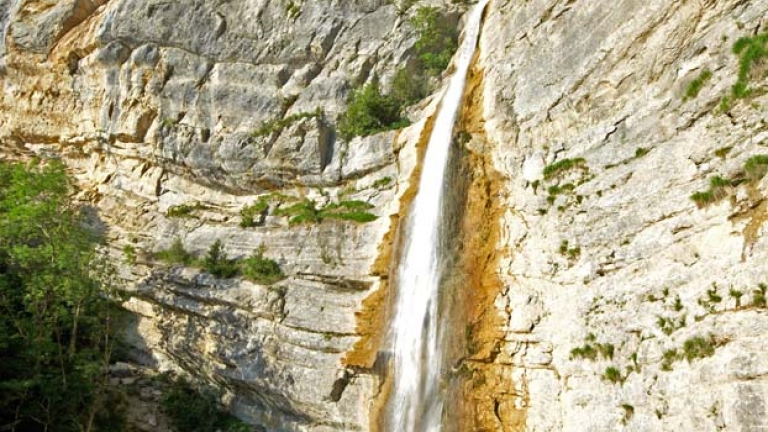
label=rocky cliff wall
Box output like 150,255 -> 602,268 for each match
469,0 -> 768,430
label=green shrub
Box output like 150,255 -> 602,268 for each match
156,238 -> 194,266
731,33 -> 768,98
744,155 -> 768,180
411,7 -> 458,75
241,247 -> 285,285
390,66 -> 428,107
202,240 -> 239,278
338,80 -> 409,140
682,335 -> 716,362
684,69 -> 712,100
543,158 -> 588,180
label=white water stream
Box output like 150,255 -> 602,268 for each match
388,1 -> 489,430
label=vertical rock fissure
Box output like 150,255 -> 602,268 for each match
385,1 -> 490,430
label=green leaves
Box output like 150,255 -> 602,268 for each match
337,80 -> 410,140
411,7 -> 458,75
0,160 -> 121,431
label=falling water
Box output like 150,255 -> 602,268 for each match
387,1 -> 489,430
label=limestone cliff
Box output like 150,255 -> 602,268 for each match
2,0 -> 768,431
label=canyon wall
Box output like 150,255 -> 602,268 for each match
2,0 -> 768,431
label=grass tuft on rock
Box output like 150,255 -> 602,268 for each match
731,33 -> 768,98
684,69 -> 712,100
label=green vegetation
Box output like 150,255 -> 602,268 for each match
167,202 -> 209,218
372,176 -> 393,189
570,334 -> 614,361
284,1 -> 301,19
634,147 -> 650,158
161,375 -> 251,432
720,96 -> 732,112
682,335 -> 716,362
752,283 -> 767,307
240,196 -> 271,228
337,5 -> 460,140
390,66 -> 428,108
543,158 -> 588,180
251,109 -> 322,138
337,80 -> 410,140
661,335 -> 718,370
714,146 -> 733,159
684,69 -> 713,100
731,33 -> 768,98
558,240 -> 581,260
0,160 -> 126,431
621,404 -> 635,425
411,7 -> 458,75
690,175 -> 733,207
241,246 -> 285,285
656,315 -> 686,336
744,155 -> 768,180
729,288 -> 744,308
274,199 -> 377,225
123,244 -> 137,264
202,240 -> 239,278
603,366 -> 623,384
156,238 -> 195,266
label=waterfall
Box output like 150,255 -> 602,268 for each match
387,1 -> 489,430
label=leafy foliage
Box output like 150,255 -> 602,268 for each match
202,240 -> 239,279
337,80 -> 410,140
274,199 -> 377,225
411,7 -> 458,75
0,160 -> 124,432
241,246 -> 285,285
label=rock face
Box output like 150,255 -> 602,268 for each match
3,0 -> 768,431
469,0 -> 768,430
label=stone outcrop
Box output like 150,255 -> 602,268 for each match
3,0 -> 768,431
